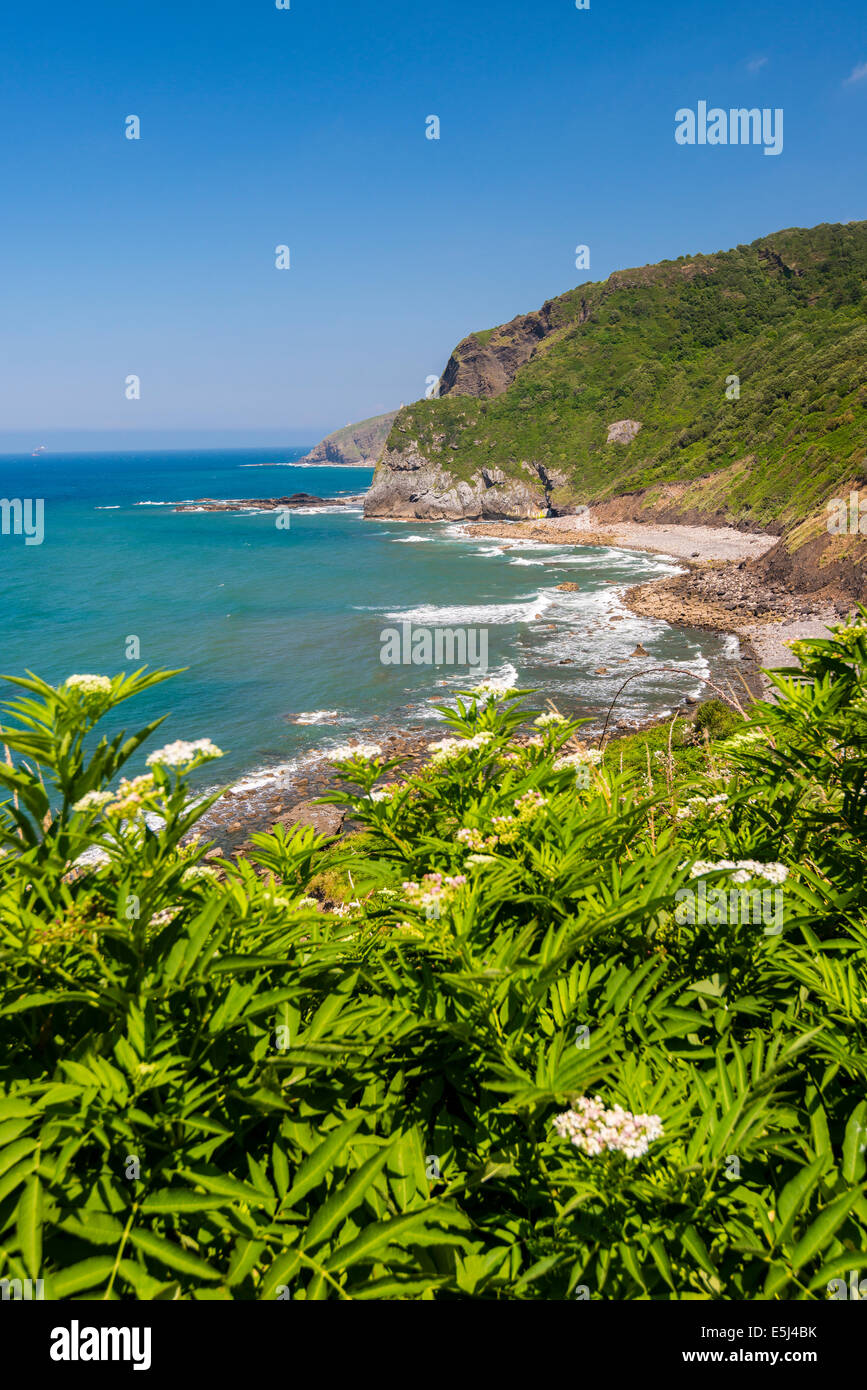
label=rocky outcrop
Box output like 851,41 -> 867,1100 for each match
279,801 -> 345,837
174,494 -> 343,513
606,419 -> 643,444
301,411 -> 398,466
438,300 -> 584,399
363,446 -> 550,520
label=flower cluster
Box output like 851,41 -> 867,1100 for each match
181,864 -> 218,885
491,788 -> 549,844
72,789 -> 114,812
553,747 -> 603,772
553,1096 -> 664,1160
368,783 -> 401,802
724,727 -> 768,753
456,826 -> 499,852
401,871 -> 467,918
676,792 -> 729,821
468,677 -> 516,701
73,774 -> 157,820
146,739 -> 223,768
533,711 -> 568,729
108,774 -> 156,818
329,743 -> 382,763
65,674 -> 112,696
689,859 -> 788,885
428,731 -> 494,766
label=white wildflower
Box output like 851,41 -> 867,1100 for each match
553,748 -> 603,771
65,674 -> 112,696
368,784 -> 400,801
146,738 -> 224,768
428,731 -> 494,766
676,792 -> 729,821
329,743 -> 382,762
689,859 -> 788,886
73,790 -> 114,812
534,711 -> 568,728
554,1096 -> 664,1160
469,677 -> 517,700
181,864 -> 218,884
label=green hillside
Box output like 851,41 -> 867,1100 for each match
383,221 -> 867,529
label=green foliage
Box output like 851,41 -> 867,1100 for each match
694,699 -> 743,741
1,629 -> 866,1299
383,221 -> 867,528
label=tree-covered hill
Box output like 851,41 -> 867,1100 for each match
367,221 -> 867,540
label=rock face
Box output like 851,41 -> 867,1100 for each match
437,298 -> 588,399
301,411 -> 398,466
364,448 -> 554,520
606,419 -> 643,445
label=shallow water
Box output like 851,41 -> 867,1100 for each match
0,447 -> 742,794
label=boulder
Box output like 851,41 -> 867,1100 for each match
278,801 -> 345,837
606,419 -> 643,445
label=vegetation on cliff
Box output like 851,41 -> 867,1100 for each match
302,410 -> 398,466
380,222 -> 867,530
1,623 -> 866,1299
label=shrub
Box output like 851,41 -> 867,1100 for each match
693,699 -> 743,741
0,630 -> 865,1301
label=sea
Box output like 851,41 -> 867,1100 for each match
0,447 -> 741,811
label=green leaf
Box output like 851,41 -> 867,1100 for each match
128,1228 -> 222,1281
141,1189 -> 230,1214
282,1117 -> 362,1210
178,1166 -> 267,1206
790,1190 -> 862,1273
17,1175 -> 43,1280
303,1146 -> 392,1252
47,1257 -> 115,1299
842,1102 -> 867,1184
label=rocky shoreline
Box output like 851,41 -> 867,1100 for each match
464,513 -> 848,692
193,508 -> 850,862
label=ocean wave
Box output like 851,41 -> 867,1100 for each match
510,557 -> 545,566
391,535 -> 429,543
95,505 -> 120,510
293,709 -> 340,725
382,592 -> 553,625
291,505 -> 363,515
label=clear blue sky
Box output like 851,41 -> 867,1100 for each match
1,0 -> 864,450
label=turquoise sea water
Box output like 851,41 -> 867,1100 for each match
0,448 -> 741,796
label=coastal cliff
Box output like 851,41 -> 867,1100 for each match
301,410 -> 397,466
364,221 -> 867,593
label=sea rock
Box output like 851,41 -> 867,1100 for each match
174,493 -> 339,514
556,581 -> 580,591
630,644 -> 650,657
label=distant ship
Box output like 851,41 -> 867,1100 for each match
31,445 -> 46,456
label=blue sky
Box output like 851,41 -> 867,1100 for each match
0,0 -> 865,450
